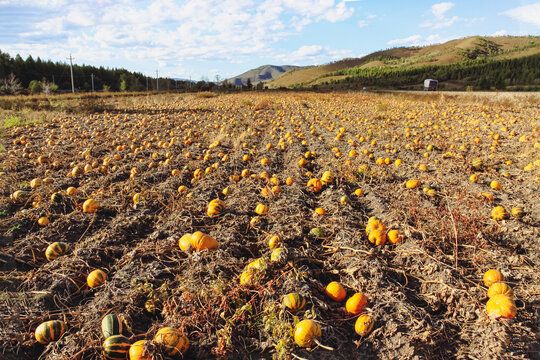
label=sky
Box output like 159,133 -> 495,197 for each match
0,0 -> 539,80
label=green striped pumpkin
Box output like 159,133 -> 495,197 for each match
35,320 -> 67,344
51,192 -> 64,203
101,313 -> 123,339
103,335 -> 131,360
154,327 -> 189,357
45,242 -> 69,261
282,292 -> 306,312
87,269 -> 108,288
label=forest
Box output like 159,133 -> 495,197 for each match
318,53 -> 540,91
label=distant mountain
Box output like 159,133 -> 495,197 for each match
267,35 -> 540,89
227,65 -> 303,86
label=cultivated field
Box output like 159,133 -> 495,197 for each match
0,91 -> 539,360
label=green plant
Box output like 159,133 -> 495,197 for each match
4,115 -> 22,128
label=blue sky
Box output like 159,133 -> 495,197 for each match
0,0 -> 539,80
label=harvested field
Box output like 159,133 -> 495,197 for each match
0,91 -> 539,359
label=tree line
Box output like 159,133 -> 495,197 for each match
316,53 -> 540,91
0,50 -> 225,94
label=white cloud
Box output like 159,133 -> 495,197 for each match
357,20 -> 367,28
491,30 -> 507,36
388,35 -> 422,46
502,3 -> 540,28
1,0 -> 356,77
367,14 -> 376,19
387,34 -> 450,47
420,2 -> 460,29
431,2 -> 455,18
276,44 -> 353,64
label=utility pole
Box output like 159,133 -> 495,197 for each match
146,76 -> 148,91
91,73 -> 95,92
68,54 -> 75,93
156,69 -> 159,91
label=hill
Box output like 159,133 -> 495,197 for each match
267,36 -> 540,89
227,65 -> 302,86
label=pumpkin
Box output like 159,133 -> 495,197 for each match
177,185 -> 188,194
66,187 -> 78,196
387,230 -> 403,244
45,242 -> 69,261
35,320 -> 67,344
307,178 -> 323,193
309,227 -> 322,238
354,188 -> 364,196
190,231 -> 218,251
38,216 -> 50,226
487,282 -> 514,299
486,294 -> 517,319
268,235 -> 280,249
355,314 -> 374,336
511,207 -> 524,218
154,327 -> 189,356
30,178 -> 42,188
144,299 -> 162,315
314,207 -> 326,215
490,181 -> 502,191
255,204 -> 269,215
325,281 -> 346,302
469,174 -> 478,183
298,158 -> 308,167
491,206 -> 507,221
179,233 -> 193,251
51,192 -> 64,203
368,230 -> 387,246
294,319 -> 321,348
102,313 -> 123,339
483,269 -> 504,287
286,177 -> 295,185
129,340 -> 152,360
283,292 -> 306,312
320,171 -> 334,185
207,199 -> 226,217
405,179 -> 419,189
88,269 -> 108,288
365,219 -> 386,234
103,335 -> 131,360
270,247 -> 288,263
472,158 -> 483,169
10,190 -> 31,202
82,199 -> 100,213
240,269 -> 256,285
346,292 -> 369,315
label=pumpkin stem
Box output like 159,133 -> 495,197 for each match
314,339 -> 334,351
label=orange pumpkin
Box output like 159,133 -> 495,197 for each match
346,292 -> 369,315
355,314 -> 374,336
129,340 -> 152,360
306,178 -> 323,193
486,294 -> 517,319
487,282 -> 514,299
325,281 -> 346,302
368,230 -> 387,246
387,230 -> 403,244
294,319 -> 321,348
179,234 -> 193,251
87,269 -> 108,288
82,199 -> 100,213
483,269 -> 504,287
190,231 -> 218,251
255,204 -> 269,215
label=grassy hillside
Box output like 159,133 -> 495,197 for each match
227,65 -> 302,86
267,36 -> 540,89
